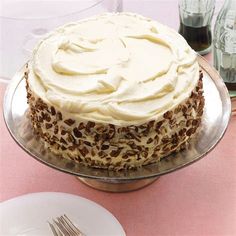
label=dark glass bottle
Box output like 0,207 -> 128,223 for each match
178,0 -> 215,55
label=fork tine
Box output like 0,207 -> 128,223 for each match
58,216 -> 77,236
48,222 -> 59,236
48,221 -> 64,236
48,215 -> 84,236
63,214 -> 84,235
53,219 -> 68,235
61,215 -> 78,235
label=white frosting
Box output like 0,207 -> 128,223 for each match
29,13 -> 199,125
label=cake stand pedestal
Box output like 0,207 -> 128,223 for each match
3,55 -> 232,193
78,177 -> 159,192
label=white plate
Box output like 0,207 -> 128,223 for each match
0,192 -> 126,236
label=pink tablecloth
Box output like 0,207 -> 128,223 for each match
1,68 -> 236,236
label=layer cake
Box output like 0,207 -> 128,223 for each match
25,13 -> 204,170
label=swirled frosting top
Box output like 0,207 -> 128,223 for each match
29,13 -> 199,125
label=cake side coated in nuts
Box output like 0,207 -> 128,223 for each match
25,70 -> 204,170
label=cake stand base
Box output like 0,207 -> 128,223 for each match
77,177 -> 159,192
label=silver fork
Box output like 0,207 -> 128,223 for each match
48,214 -> 85,236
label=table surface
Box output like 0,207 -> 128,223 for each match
1,1 -> 236,235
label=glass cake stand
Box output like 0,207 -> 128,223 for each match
3,56 -> 231,192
